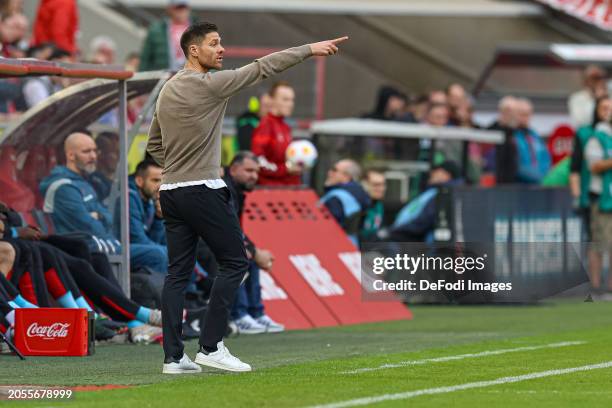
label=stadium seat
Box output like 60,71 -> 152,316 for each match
18,145 -> 49,208
0,145 -> 35,213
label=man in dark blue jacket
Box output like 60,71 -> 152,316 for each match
114,160 -> 168,274
40,132 -> 121,254
320,159 -> 371,246
381,161 -> 462,242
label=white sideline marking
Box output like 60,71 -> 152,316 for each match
342,341 -> 585,374
312,361 -> 612,408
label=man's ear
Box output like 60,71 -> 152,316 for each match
189,44 -> 198,58
135,175 -> 144,188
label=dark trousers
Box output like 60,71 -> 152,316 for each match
231,260 -> 264,320
160,185 -> 248,360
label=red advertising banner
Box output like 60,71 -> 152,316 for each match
537,0 -> 612,31
243,189 -> 412,330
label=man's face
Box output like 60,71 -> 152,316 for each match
136,166 -> 163,200
230,158 -> 259,191
429,91 -> 447,105
325,161 -> 351,186
168,5 -> 190,24
190,32 -> 224,71
364,172 -> 386,201
597,98 -> 612,122
516,103 -> 532,128
71,137 -> 98,175
1,14 -> 27,44
385,96 -> 405,119
447,84 -> 466,108
272,86 -> 295,118
428,168 -> 451,185
427,106 -> 449,127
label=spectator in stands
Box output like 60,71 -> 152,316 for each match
582,118 -> 612,298
89,35 -> 117,65
125,52 -> 140,72
364,86 -> 407,121
446,83 -> 467,119
0,12 -> 28,58
114,159 -> 168,275
0,0 -> 23,16
360,168 -> 386,242
139,0 -> 193,71
223,152 -> 284,333
380,161 -> 461,242
252,81 -> 302,185
568,65 -> 607,128
31,0 -> 79,55
571,97 -> 612,208
513,98 -> 551,184
420,103 -> 460,164
89,131 -> 119,203
408,94 -> 430,123
428,89 -> 448,105
22,48 -> 71,109
488,96 -> 519,183
236,93 -> 272,150
40,132 -> 121,254
320,159 -> 371,246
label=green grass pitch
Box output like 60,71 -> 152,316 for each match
2,299 -> 612,407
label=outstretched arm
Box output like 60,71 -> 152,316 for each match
206,37 -> 349,99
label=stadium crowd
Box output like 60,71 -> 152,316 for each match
1,0 -> 612,348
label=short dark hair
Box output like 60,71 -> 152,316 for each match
50,48 -> 72,61
180,22 -> 218,58
230,151 -> 257,167
362,168 -> 385,181
135,159 -> 162,178
269,80 -> 292,97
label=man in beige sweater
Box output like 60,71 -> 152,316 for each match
147,21 -> 347,374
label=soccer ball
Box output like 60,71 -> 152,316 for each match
286,139 -> 318,169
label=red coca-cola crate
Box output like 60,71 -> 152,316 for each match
13,308 -> 94,356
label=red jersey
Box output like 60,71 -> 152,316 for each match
32,0 -> 79,54
251,114 -> 301,186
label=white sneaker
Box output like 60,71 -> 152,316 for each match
129,324 -> 163,344
148,309 -> 162,327
194,341 -> 252,372
256,315 -> 285,333
162,354 -> 202,374
233,315 -> 266,335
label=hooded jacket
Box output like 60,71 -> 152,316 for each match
113,177 -> 165,246
320,181 -> 371,245
40,166 -> 120,253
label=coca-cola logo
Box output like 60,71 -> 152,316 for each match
26,322 -> 70,339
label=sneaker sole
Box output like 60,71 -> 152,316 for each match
265,327 -> 285,333
238,328 -> 266,335
194,355 -> 252,372
162,367 -> 202,374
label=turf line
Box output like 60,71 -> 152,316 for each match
313,360 -> 612,408
342,341 -> 585,374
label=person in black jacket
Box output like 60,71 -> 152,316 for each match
222,151 -> 284,334
487,96 -> 518,184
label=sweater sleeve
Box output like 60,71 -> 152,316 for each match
204,45 -> 312,100
146,111 -> 165,168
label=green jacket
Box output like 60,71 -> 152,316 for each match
140,19 -> 171,71
582,129 -> 612,212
